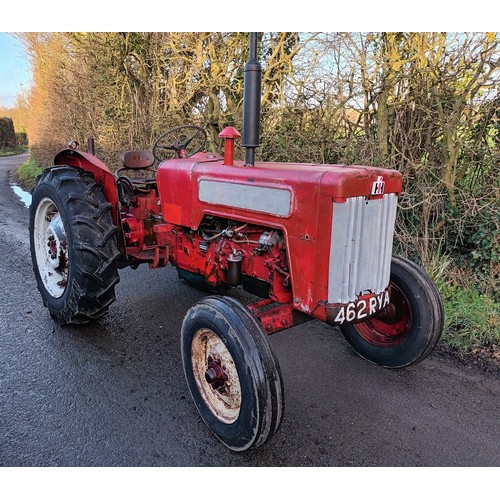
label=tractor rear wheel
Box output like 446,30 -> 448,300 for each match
340,256 -> 444,368
29,166 -> 120,325
181,296 -> 284,451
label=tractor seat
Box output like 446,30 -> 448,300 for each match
121,150 -> 155,169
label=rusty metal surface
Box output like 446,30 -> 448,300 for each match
190,327 -> 241,424
246,301 -> 296,335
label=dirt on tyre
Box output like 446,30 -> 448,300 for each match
340,255 -> 444,368
181,296 -> 284,452
29,166 -> 120,325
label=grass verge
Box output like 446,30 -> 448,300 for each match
0,145 -> 28,157
15,156 -> 43,191
429,257 -> 500,360
438,283 -> 500,356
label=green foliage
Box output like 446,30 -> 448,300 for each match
438,281 -> 500,352
15,132 -> 28,146
0,145 -> 26,156
15,157 -> 43,190
0,117 -> 16,148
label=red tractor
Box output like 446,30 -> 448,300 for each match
29,34 -> 443,452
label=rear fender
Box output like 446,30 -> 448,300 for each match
54,149 -> 126,253
54,149 -> 119,215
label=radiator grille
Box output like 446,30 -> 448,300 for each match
328,193 -> 398,304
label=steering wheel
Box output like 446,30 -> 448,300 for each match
152,125 -> 207,162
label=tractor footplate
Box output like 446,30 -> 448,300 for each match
246,300 -> 311,335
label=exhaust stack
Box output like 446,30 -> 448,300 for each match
242,32 -> 262,167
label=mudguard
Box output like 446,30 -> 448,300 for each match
54,149 -> 119,219
54,149 -> 125,253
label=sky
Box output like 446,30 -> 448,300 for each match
0,18 -> 493,110
0,33 -> 31,108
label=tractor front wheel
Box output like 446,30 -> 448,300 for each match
30,166 -> 120,325
340,256 -> 444,368
181,296 -> 284,451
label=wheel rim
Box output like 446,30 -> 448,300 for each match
33,197 -> 69,298
354,284 -> 412,347
191,327 -> 241,424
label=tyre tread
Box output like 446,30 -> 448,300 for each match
181,296 -> 284,452
340,255 -> 444,368
30,166 -> 120,325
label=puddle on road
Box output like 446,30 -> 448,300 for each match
11,184 -> 32,208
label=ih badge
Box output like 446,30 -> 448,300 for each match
371,176 -> 385,195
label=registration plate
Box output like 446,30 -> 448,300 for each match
332,290 -> 390,325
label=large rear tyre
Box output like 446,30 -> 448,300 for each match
29,166 -> 120,325
340,256 -> 444,368
181,296 -> 284,452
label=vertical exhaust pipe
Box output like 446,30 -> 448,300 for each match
242,32 -> 262,167
87,137 -> 95,155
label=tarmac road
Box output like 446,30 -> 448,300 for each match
0,153 -> 499,467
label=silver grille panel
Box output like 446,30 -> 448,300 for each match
328,194 -> 398,304
198,180 -> 291,217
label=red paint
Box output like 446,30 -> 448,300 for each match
219,127 -> 241,166
156,157 -> 402,323
351,284 -> 412,346
53,139 -> 403,334
54,149 -> 119,223
246,300 -> 296,335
